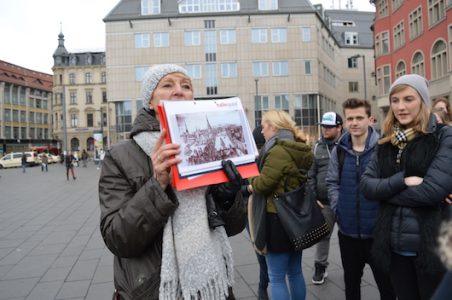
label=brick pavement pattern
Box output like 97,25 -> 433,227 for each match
0,163 -> 381,299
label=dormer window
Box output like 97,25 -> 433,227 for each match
179,0 -> 240,13
258,0 -> 278,11
141,0 -> 161,15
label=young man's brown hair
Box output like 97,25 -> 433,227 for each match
342,98 -> 371,117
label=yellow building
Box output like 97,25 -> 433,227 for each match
52,32 -> 111,155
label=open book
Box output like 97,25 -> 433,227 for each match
158,97 -> 259,191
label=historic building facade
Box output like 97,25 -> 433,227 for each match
0,60 -> 54,155
371,0 -> 451,117
52,32 -> 110,154
103,0 -> 376,143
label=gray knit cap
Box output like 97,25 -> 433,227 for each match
389,74 -> 430,107
141,64 -> 190,107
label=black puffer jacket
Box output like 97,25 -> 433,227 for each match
99,108 -> 246,300
360,117 -> 452,276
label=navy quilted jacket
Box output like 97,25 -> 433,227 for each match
326,127 -> 379,238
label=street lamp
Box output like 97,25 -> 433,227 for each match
349,54 -> 367,100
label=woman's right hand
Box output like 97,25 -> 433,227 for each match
151,129 -> 181,189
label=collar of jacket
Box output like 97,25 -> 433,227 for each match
129,107 -> 160,138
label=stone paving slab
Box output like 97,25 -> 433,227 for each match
0,162 -> 380,299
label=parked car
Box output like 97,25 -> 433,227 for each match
0,152 -> 39,169
37,153 -> 54,164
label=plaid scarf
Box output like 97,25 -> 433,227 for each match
390,124 -> 417,150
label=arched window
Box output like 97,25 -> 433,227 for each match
431,40 -> 447,79
71,138 -> 80,152
411,52 -> 425,76
395,61 -> 406,78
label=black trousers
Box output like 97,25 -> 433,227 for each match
338,231 -> 395,300
390,252 -> 443,300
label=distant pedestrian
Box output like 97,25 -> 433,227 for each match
65,152 -> 76,181
21,153 -> 27,173
81,149 -> 88,168
97,149 -> 105,170
41,154 -> 49,172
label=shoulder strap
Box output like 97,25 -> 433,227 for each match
336,146 -> 345,178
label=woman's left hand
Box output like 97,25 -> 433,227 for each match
152,129 -> 181,189
404,176 -> 423,186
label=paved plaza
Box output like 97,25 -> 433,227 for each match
0,163 -> 381,299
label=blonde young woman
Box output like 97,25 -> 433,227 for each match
247,110 -> 313,300
360,74 -> 452,300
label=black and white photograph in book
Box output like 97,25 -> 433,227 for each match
177,111 -> 248,167
160,97 -> 258,177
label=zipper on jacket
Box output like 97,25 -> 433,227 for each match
355,154 -> 361,239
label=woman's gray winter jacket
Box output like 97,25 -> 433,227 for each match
99,108 -> 246,300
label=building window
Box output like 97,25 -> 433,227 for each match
272,61 -> 289,76
70,91 -> 77,105
348,57 -> 358,68
431,40 -> 447,79
86,113 -> 94,127
382,31 -> 390,54
204,20 -> 215,29
141,0 -> 160,15
344,32 -> 358,45
301,27 -> 311,42
135,66 -> 149,81
395,61 -> 406,78
428,0 -> 445,26
219,29 -> 236,44
392,0 -> 402,10
29,111 -> 34,123
135,33 -> 151,48
378,0 -> 388,17
179,0 -> 240,13
85,91 -> 93,104
221,63 -> 237,78
253,62 -> 270,77
377,65 -> 391,95
69,73 -> 76,84
296,94 -> 318,127
258,0 -> 278,10
204,31 -> 217,55
184,31 -> 201,46
254,95 -> 269,127
393,21 -> 405,49
154,32 -> 169,47
101,72 -> 106,83
251,29 -> 268,43
102,91 -> 107,103
409,6 -> 423,40
348,81 -> 359,93
304,60 -> 312,75
186,64 -> 202,79
411,52 -> 425,76
205,64 -> 217,95
331,20 -> 356,27
271,28 -> 287,43
116,101 -> 133,133
85,73 -> 92,84
275,95 -> 289,113
71,113 -> 78,128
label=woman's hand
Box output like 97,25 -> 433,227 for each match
404,176 -> 423,186
151,129 -> 181,189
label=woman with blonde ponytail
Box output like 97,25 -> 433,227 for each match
246,110 -> 313,300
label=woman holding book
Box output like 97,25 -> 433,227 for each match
99,64 -> 246,300
247,110 -> 313,300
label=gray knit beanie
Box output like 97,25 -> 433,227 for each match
389,74 -> 430,106
141,64 -> 190,107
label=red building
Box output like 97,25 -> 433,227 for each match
371,0 -> 451,116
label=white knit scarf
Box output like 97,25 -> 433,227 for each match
133,131 -> 234,300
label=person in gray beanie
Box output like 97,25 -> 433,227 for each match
360,73 -> 452,300
99,64 -> 246,300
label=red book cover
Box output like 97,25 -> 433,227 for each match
158,98 -> 259,191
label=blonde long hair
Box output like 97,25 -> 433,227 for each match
379,84 -> 431,144
262,110 -> 307,142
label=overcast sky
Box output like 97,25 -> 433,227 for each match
0,0 -> 375,75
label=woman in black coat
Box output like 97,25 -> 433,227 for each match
360,74 -> 452,300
